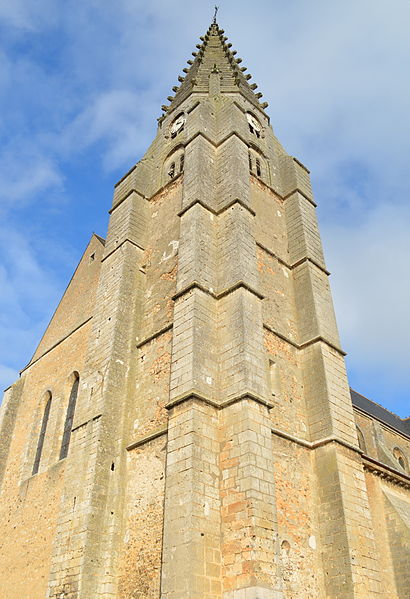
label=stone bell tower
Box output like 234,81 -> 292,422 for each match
1,17 -> 397,599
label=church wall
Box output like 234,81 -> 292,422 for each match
0,320 -> 93,599
382,482 -> 410,598
139,178 -> 181,340
118,436 -> 167,599
354,410 -> 410,472
264,331 -> 306,439
271,436 -> 325,599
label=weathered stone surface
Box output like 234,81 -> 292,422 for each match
0,18 -> 408,599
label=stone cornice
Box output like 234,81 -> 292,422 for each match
283,187 -> 317,208
126,426 -> 168,451
136,323 -> 173,349
271,426 -> 361,455
172,280 -> 265,302
101,238 -> 145,263
256,242 -> 330,276
263,323 -> 346,356
165,391 -> 274,411
178,197 -> 255,218
363,454 -> 410,489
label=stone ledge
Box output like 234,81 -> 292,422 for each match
178,197 -> 256,218
101,238 -> 145,263
263,323 -> 299,349
283,187 -> 317,208
126,426 -> 168,451
136,323 -> 173,349
363,455 -> 410,489
109,188 -> 145,214
256,245 -> 329,276
263,323 -> 346,355
292,156 -> 310,174
271,426 -> 361,455
172,280 -> 265,302
299,335 -> 346,356
291,256 -> 330,276
114,164 -> 137,189
166,391 -> 274,411
72,413 -> 102,433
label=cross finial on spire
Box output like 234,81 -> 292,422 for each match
213,5 -> 219,24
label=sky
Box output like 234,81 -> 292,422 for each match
0,0 -> 409,417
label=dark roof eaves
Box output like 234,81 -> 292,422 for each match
351,388 -> 410,439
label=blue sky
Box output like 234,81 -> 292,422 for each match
0,0 -> 409,417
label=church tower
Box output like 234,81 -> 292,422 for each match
1,18 -> 409,599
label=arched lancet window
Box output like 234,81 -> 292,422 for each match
32,393 -> 52,475
356,426 -> 366,453
60,374 -> 79,460
393,447 -> 407,472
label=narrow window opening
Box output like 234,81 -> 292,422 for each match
60,375 -> 79,460
248,153 -> 252,172
269,360 -> 280,398
256,158 -> 261,177
111,462 -> 115,471
168,162 -> 175,178
89,252 -> 95,263
32,395 -> 52,475
180,154 -> 185,173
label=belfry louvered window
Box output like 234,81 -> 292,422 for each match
60,374 -> 79,459
32,394 -> 52,475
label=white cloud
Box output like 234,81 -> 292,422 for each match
0,147 -> 63,209
61,90 -> 157,170
324,202 -> 410,378
0,0 -> 57,31
0,227 -> 65,380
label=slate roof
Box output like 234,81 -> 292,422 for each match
351,388 -> 410,438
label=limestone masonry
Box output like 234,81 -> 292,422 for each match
0,19 -> 409,599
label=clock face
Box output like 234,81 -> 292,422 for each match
171,114 -> 185,135
246,113 -> 261,132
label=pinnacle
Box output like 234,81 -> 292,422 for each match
159,21 -> 268,120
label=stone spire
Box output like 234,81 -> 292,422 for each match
160,21 -> 268,121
